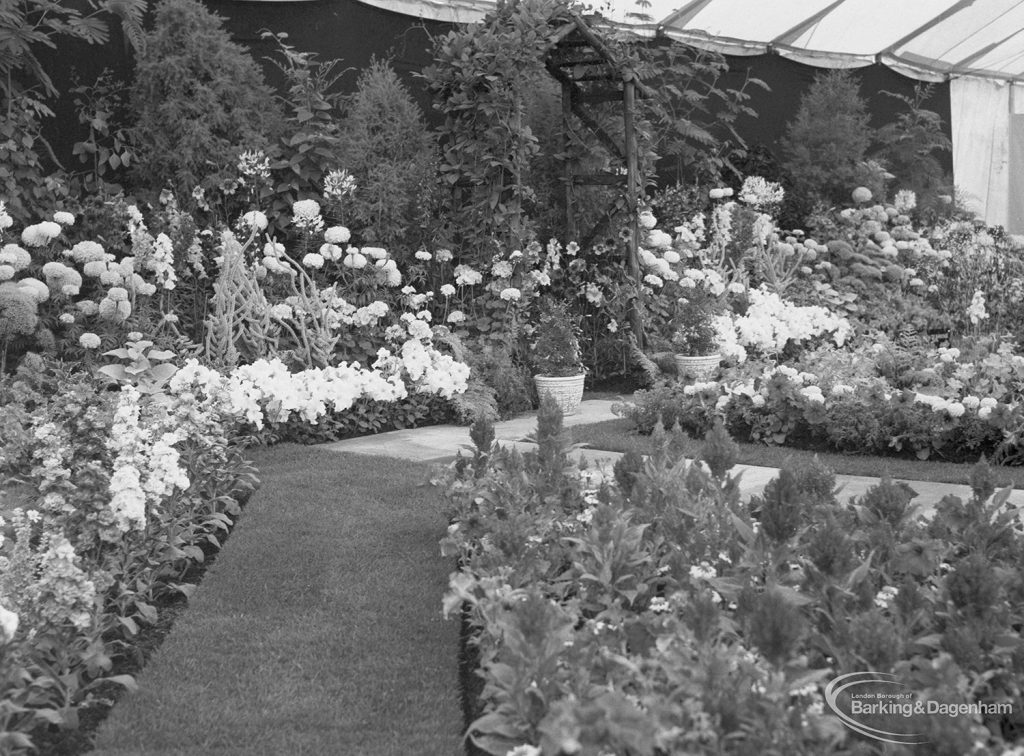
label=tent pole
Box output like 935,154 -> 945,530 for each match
623,76 -> 643,344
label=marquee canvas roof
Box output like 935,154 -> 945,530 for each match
370,0 -> 1024,82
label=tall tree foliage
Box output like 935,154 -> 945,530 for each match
129,0 -> 283,208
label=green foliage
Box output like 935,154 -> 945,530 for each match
669,297 -> 718,355
780,70 -> 872,221
129,0 -> 283,210
872,85 -> 952,203
263,393 -> 453,445
530,299 -> 584,377
95,337 -> 178,396
440,406 -> 1024,752
422,0 -> 556,252
70,69 -> 135,196
338,59 -> 441,251
0,92 -> 68,225
0,0 -> 144,100
260,31 -> 347,235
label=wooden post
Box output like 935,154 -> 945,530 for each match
623,76 -> 643,344
562,79 -> 576,241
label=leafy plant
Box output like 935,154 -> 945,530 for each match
129,0 -> 283,213
95,337 -> 178,396
259,31 -> 347,236
70,69 -> 135,196
780,70 -> 872,224
337,58 -> 440,251
872,85 -> 952,204
670,297 -> 719,355
530,299 -> 584,377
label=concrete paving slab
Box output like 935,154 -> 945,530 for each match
321,398 -> 1024,513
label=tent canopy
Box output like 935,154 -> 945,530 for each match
370,0 -> 1024,82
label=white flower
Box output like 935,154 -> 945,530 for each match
491,260 -> 514,278
58,313 -> 75,324
291,199 -> 321,220
415,249 -> 432,261
689,562 -> 716,581
0,604 -> 18,643
499,287 -> 521,302
946,401 -> 966,418
80,332 -> 101,349
967,290 -> 988,324
263,241 -> 286,258
21,221 -> 62,247
962,395 -> 981,410
241,210 -> 268,231
343,252 -> 368,269
270,304 -> 293,320
738,176 -> 784,208
506,746 -> 541,756
727,282 -> 746,294
893,189 -> 917,213
874,585 -> 898,610
649,596 -> 670,613
643,273 -> 663,287
663,250 -> 681,264
435,248 -> 453,263
440,284 -> 456,297
638,210 -> 657,229
447,309 -> 466,324
323,168 -> 356,199
454,264 -> 483,286
362,246 -> 388,261
647,229 -> 673,248
324,226 -> 351,244
53,211 -> 75,226
319,243 -> 343,262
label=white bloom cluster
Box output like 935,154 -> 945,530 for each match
738,176 -> 784,209
968,290 -> 988,325
454,264 -> 483,286
169,341 -> 468,430
725,287 -> 851,356
913,392 -> 967,418
20,221 -> 61,247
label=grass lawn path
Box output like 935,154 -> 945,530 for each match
91,446 -> 463,756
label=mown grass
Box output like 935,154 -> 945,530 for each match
570,418 -> 1024,489
90,446 -> 462,756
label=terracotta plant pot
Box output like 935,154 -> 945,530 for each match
534,374 -> 586,416
674,353 -> 721,382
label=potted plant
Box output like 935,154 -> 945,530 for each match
530,299 -> 586,415
671,297 -> 721,381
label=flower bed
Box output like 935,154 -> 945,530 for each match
615,336 -> 1024,465
438,403 -> 1024,755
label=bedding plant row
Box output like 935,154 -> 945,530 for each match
438,399 -> 1024,755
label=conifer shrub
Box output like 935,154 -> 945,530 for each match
337,59 -> 440,252
129,0 -> 283,209
780,70 -> 872,223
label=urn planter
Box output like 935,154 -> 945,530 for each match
534,374 -> 586,416
674,353 -> 722,382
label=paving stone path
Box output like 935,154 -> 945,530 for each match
323,398 -> 1024,514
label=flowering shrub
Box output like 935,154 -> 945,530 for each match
0,358 -> 258,752
617,353 -> 1024,463
439,411 -> 1024,754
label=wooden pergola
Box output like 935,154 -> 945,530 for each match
542,11 -> 653,336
